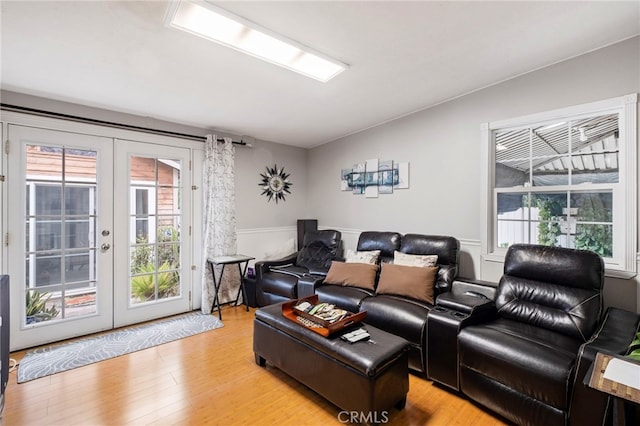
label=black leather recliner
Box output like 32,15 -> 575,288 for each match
254,230 -> 342,306
457,244 -> 640,426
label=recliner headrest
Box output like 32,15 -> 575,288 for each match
497,244 -> 605,341
504,244 -> 603,291
302,230 -> 341,248
296,230 -> 342,271
400,234 -> 460,266
357,231 -> 401,262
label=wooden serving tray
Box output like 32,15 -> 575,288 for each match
282,295 -> 367,337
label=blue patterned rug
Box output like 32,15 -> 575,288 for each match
17,312 -> 223,383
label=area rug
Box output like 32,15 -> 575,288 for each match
17,312 -> 223,383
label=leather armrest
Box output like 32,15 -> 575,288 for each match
583,307 -> 640,355
569,307 -> 640,426
297,274 -> 326,299
451,278 -> 497,300
435,292 -> 496,317
255,252 -> 299,279
306,266 -> 330,276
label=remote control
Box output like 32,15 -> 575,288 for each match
341,328 -> 367,339
341,328 -> 370,343
346,332 -> 370,343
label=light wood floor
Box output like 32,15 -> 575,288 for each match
4,305 -> 507,426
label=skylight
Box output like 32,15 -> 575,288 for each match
164,1 -> 347,82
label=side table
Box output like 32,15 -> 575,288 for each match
586,352 -> 640,425
207,254 -> 255,319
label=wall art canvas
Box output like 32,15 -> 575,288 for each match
394,162 -> 409,189
365,158 -> 379,198
378,160 -> 394,194
341,168 -> 352,191
352,163 -> 365,194
340,158 -> 409,197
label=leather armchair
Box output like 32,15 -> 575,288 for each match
457,244 -> 640,426
254,230 -> 342,306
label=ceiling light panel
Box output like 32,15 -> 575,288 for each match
165,1 -> 347,82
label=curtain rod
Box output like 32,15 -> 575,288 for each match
0,103 -> 249,146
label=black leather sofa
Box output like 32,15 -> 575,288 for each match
298,231 -> 460,374
448,244 -> 640,426
254,229 -> 342,306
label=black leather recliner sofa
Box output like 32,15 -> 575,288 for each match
299,231 -> 460,374
254,233 -> 640,425
455,244 -> 640,426
254,229 -> 342,306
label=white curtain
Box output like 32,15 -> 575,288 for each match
201,134 -> 238,314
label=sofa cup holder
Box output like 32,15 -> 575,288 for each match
432,306 -> 468,319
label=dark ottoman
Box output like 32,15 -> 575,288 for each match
253,303 -> 410,417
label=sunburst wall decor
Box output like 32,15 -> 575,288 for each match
259,164 -> 292,203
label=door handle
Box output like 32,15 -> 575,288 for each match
101,243 -> 111,251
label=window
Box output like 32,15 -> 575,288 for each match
481,94 -> 637,277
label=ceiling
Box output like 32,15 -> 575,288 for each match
1,1 -> 639,148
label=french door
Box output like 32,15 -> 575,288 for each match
113,140 -> 191,327
6,124 -> 196,349
7,125 -> 114,349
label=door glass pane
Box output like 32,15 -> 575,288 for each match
129,156 -> 182,306
64,288 -> 97,319
25,145 -> 98,324
65,249 -> 93,283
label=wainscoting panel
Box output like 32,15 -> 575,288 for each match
236,226 -> 298,270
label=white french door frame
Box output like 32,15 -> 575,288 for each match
112,139 -> 192,327
4,123 -> 114,350
0,111 -> 204,350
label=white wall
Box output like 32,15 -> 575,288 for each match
308,36 -> 640,312
235,139 -> 307,229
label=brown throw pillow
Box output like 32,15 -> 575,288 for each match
324,261 -> 378,291
376,263 -> 438,304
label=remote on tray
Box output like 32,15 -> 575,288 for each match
341,327 -> 370,343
